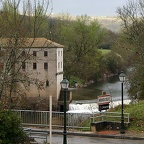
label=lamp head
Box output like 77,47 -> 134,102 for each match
119,71 -> 126,82
60,77 -> 69,89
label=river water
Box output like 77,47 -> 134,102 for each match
68,75 -> 131,113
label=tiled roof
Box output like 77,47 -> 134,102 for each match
0,38 -> 64,48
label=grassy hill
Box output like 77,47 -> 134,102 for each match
110,100 -> 144,132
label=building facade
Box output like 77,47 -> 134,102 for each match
0,38 -> 64,100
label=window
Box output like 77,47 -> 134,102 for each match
61,62 -> 62,68
44,51 -> 48,57
33,51 -> 37,56
58,51 -> 60,56
33,63 -> 37,69
44,62 -> 48,69
22,62 -> 26,70
46,80 -> 49,87
58,62 -> 60,69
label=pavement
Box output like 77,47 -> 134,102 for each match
29,128 -> 144,140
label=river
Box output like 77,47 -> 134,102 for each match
68,75 -> 131,113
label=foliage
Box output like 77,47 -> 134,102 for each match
0,110 -> 27,144
98,29 -> 118,50
101,52 -> 123,74
46,14 -> 125,84
50,14 -> 123,82
69,76 -> 85,86
116,0 -> 144,100
56,15 -> 106,81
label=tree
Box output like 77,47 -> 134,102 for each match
117,0 -> 144,100
57,15 -> 105,81
0,0 -> 52,108
98,30 -> 118,50
101,52 -> 124,74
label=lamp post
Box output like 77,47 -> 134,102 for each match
60,78 -> 69,144
119,71 -> 126,134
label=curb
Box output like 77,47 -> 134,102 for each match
27,128 -> 144,140
52,131 -> 144,140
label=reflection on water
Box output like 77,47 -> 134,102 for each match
71,75 -> 129,101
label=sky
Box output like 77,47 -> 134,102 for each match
51,0 -> 128,17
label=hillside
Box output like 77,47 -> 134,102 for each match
94,16 -> 122,33
51,14 -> 122,33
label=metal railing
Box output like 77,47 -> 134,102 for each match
90,112 -> 130,124
13,110 -> 130,130
13,110 -> 92,130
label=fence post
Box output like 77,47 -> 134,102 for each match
49,95 -> 52,144
101,112 -> 104,121
128,113 -> 130,123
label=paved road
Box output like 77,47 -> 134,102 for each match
35,134 -> 144,144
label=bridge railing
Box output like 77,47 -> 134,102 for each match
90,111 -> 130,124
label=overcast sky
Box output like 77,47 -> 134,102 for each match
51,0 -> 128,16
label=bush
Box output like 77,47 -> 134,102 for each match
0,110 -> 27,144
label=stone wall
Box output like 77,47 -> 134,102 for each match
90,121 -> 129,132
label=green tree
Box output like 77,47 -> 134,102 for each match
101,52 -> 123,74
0,110 -> 27,144
98,30 -> 118,50
58,15 -> 105,81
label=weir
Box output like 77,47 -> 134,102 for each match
68,99 -> 131,113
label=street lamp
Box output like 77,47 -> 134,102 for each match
60,78 -> 69,144
119,71 -> 126,134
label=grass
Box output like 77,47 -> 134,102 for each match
98,49 -> 111,55
109,100 -> 144,132
78,119 -> 91,131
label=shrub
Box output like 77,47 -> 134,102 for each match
0,110 -> 27,144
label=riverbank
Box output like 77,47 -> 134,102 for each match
72,73 -> 118,88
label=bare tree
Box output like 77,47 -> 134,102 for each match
117,0 -> 144,100
0,0 -> 53,109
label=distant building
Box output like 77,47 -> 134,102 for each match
0,38 -> 64,100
